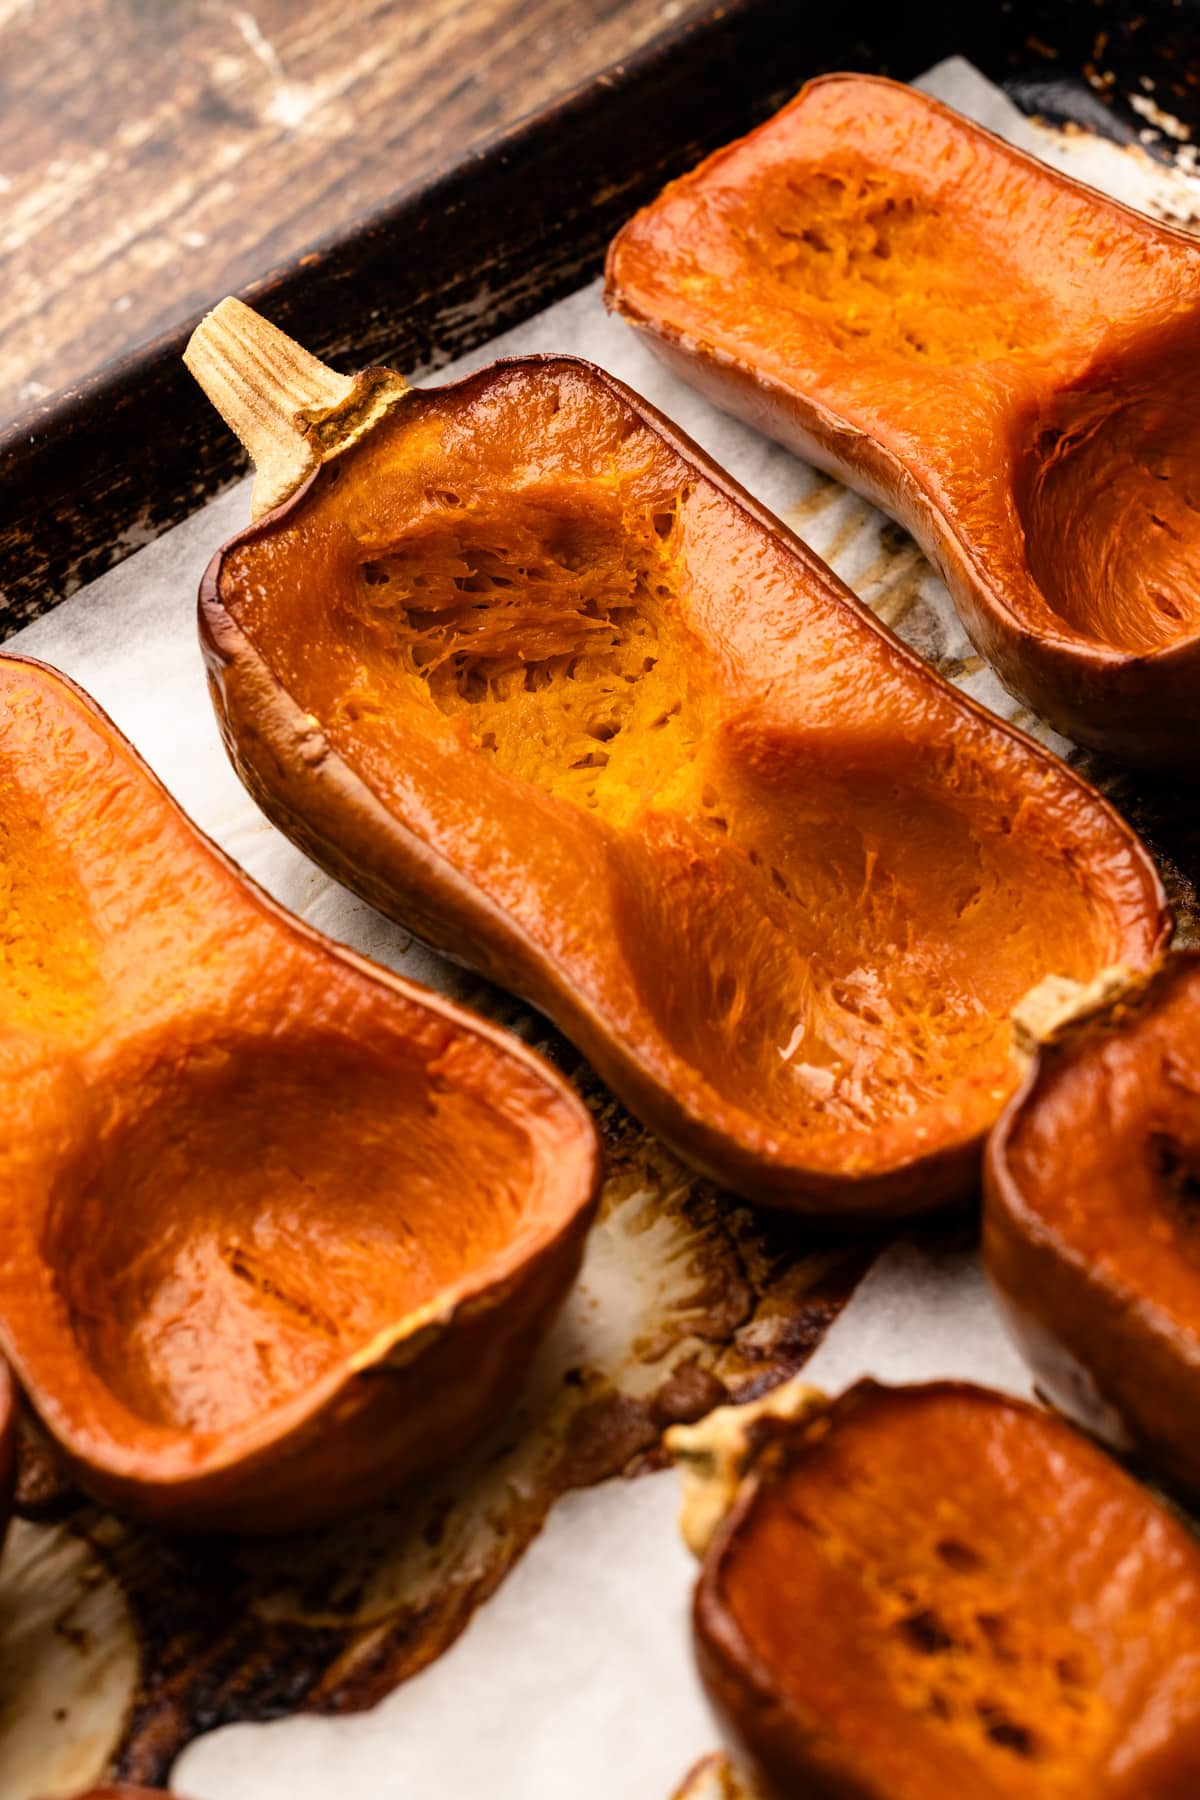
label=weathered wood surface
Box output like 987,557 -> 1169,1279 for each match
5,0 -> 913,627
6,0 -> 1200,437
0,0 -> 692,425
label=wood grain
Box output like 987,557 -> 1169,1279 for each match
0,0 -> 692,424
6,0 -> 914,626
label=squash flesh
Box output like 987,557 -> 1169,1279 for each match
214,359 -> 1166,1199
727,158 -> 1059,367
700,1384 -> 1200,1798
996,965 -> 1200,1323
985,953 -> 1200,1496
605,74 -> 1200,761
0,658 -> 597,1526
1017,326 -> 1200,653
41,1035 -> 537,1435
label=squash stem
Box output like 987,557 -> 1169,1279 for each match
184,297 -> 408,518
1012,964 -> 1149,1057
666,1377 -> 827,1557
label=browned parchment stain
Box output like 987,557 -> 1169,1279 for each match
0,1518 -> 139,1797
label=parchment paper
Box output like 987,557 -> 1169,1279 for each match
5,58 -> 1195,1799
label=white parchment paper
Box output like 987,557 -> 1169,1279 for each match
8,59 -> 1195,1799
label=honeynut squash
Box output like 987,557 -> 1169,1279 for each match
0,656 -> 598,1533
986,954 -> 1200,1500
188,300 -> 1166,1218
606,74 -> 1200,768
670,1379 -> 1200,1799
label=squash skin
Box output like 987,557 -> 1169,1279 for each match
985,952 -> 1200,1496
200,353 -> 1168,1219
0,1360 -> 14,1550
0,655 -> 599,1535
605,74 -> 1200,769
695,1380 -> 1200,1800
53,1792 -> 168,1799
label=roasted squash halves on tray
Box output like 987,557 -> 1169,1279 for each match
189,301 -> 1166,1219
0,656 -> 598,1532
607,74 -> 1200,769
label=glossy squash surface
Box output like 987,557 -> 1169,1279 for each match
201,354 -> 1167,1217
605,74 -> 1200,766
0,655 -> 598,1533
986,952 -> 1200,1495
696,1381 -> 1200,1799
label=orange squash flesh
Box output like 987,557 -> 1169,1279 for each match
605,74 -> 1200,768
696,1381 -> 1200,1800
202,354 -> 1167,1217
0,655 -> 599,1534
986,952 -> 1200,1496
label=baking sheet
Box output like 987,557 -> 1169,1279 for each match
2,56 -> 1198,1800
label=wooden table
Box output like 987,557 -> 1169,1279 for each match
0,0 -> 693,428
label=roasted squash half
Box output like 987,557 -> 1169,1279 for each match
692,1380 -> 1200,1799
0,655 -> 598,1533
986,953 -> 1200,1497
606,74 -> 1200,768
189,304 -> 1168,1218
